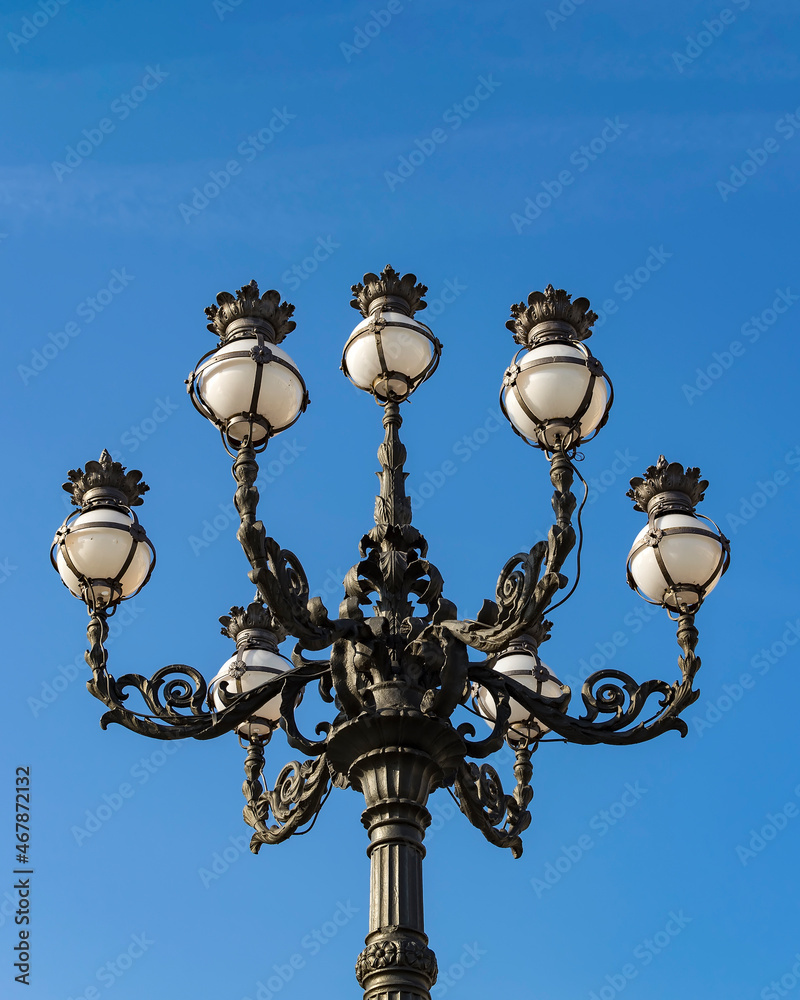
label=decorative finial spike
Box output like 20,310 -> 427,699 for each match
350,265 -> 428,317
219,602 -> 286,644
204,281 -> 296,343
506,285 -> 597,347
62,452 -> 150,508
627,458 -> 709,513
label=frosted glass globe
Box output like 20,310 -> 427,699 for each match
474,654 -> 564,741
198,339 -> 304,443
208,647 -> 293,738
344,312 -> 434,398
628,512 -> 725,608
55,507 -> 152,608
503,342 -> 608,448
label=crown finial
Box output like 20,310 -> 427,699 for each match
506,285 -> 597,347
350,265 -> 428,318
204,280 -> 296,344
627,456 -> 708,513
219,602 -> 286,644
62,451 -> 149,508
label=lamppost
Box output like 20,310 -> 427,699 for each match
51,267 -> 730,1000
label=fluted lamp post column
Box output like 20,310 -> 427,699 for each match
51,268 -> 730,1000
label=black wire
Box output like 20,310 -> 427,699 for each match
544,454 -> 589,616
294,783 -> 333,836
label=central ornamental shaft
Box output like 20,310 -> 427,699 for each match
352,747 -> 440,1000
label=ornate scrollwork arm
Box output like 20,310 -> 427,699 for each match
452,744 -> 534,858
442,449 -> 580,655
83,611 -> 336,741
279,654 -> 336,756
467,613 -> 701,746
232,441 -> 345,650
241,737 -> 331,851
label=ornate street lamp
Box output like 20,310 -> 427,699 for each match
51,268 -> 729,1000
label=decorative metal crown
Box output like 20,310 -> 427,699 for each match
219,602 -> 285,642
506,285 -> 597,347
205,280 -> 296,344
350,265 -> 428,317
627,456 -> 708,513
62,450 -> 149,508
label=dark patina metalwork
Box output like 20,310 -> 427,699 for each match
56,277 -> 727,1000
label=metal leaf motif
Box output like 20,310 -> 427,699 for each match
241,741 -> 331,851
506,284 -> 597,346
350,264 -> 428,317
74,359 -> 711,878
204,279 -> 296,343
627,455 -> 708,512
466,613 -> 701,747
453,744 -> 534,859
63,449 -> 149,507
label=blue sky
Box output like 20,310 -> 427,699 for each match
2,0 -> 800,998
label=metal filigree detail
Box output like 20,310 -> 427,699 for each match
241,738 -> 331,850
355,939 -> 438,985
82,611 -> 328,741
350,264 -> 428,317
453,745 -> 534,858
443,450 -> 577,656
506,284 -> 597,346
466,612 -> 701,747
231,441 -> 343,650
63,450 -> 149,508
55,275 -> 731,1000
205,279 -> 296,344
627,456 -> 708,512
219,601 -> 286,643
